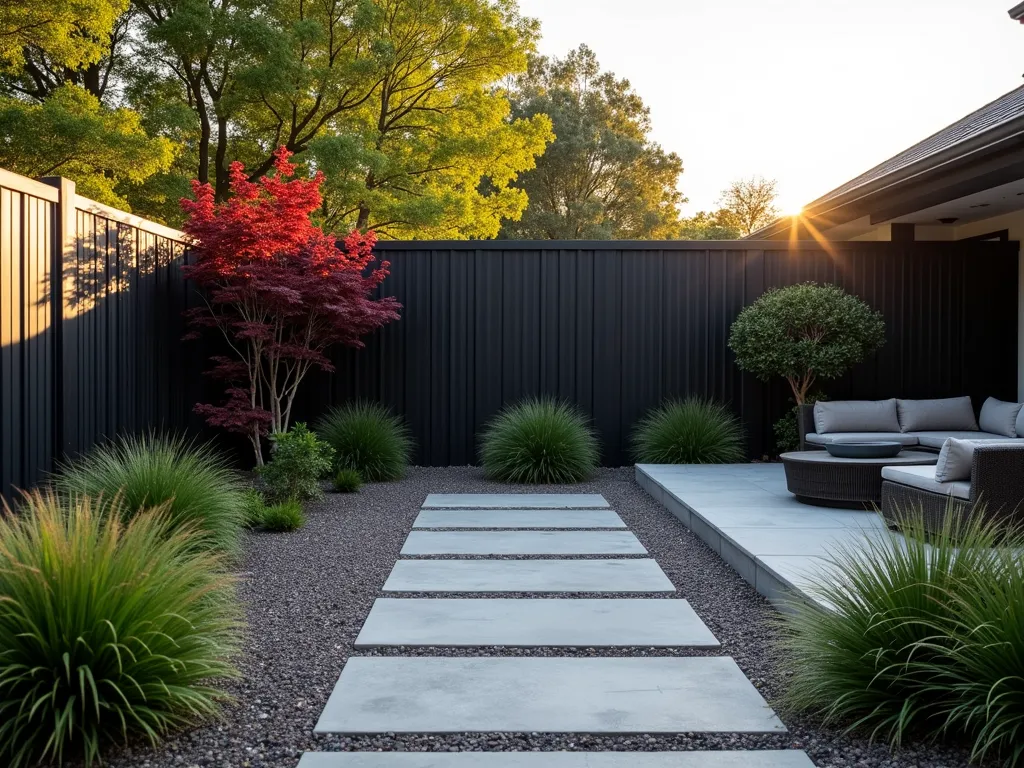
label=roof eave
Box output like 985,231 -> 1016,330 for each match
1009,1 -> 1024,21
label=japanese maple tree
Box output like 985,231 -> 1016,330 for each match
182,148 -> 400,464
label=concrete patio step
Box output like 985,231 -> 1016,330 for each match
297,752 -> 816,767
382,558 -> 675,593
400,530 -> 647,556
353,598 -> 719,648
314,657 -> 785,734
413,509 -> 626,529
423,494 -> 610,509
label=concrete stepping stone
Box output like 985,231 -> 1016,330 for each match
298,751 -> 816,767
314,656 -> 785,734
423,494 -> 609,509
400,531 -> 647,556
413,509 -> 626,529
354,598 -> 720,648
383,558 -> 675,593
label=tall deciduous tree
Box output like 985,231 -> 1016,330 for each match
182,148 -> 401,464
0,0 -> 127,76
719,175 -> 780,237
501,45 -> 684,240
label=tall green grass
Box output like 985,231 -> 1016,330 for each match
781,506 -> 1024,762
631,398 -> 744,464
0,492 -> 241,767
316,402 -> 413,482
54,433 -> 246,554
480,398 -> 599,484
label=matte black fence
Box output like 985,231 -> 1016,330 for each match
1,169 -> 1020,496
299,240 -> 1020,466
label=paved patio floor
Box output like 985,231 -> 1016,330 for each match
635,463 -> 891,609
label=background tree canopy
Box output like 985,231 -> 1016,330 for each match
500,45 -> 684,240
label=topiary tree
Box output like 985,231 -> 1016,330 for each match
728,282 -> 885,404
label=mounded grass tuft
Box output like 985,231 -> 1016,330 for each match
54,433 -> 246,555
316,402 -> 413,482
0,491 -> 240,768
631,398 -> 744,464
479,397 -> 599,484
333,468 -> 363,493
240,488 -> 268,528
782,506 -> 1024,762
261,500 -> 305,532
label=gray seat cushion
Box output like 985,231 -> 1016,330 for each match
897,396 -> 977,432
805,432 -> 919,446
881,465 -> 972,500
979,398 -> 1022,437
908,431 -> 1015,449
813,399 -> 900,434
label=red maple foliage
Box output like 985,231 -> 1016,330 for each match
181,147 -> 401,464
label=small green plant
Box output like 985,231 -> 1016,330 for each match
631,398 -> 744,464
773,393 -> 826,454
258,423 -> 334,501
316,402 -> 413,481
0,491 -> 240,768
333,467 -> 363,493
54,433 -> 246,554
480,397 -> 599,484
261,499 -> 305,532
240,488 -> 268,528
782,506 -> 1024,760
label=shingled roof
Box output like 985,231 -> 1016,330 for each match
810,83 -> 1024,207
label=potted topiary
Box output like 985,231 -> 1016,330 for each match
727,282 -> 885,447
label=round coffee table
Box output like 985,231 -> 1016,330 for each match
780,450 -> 938,508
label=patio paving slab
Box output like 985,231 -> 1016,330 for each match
383,559 -> 675,593
413,509 -> 626,529
400,531 -> 647,556
354,598 -> 719,648
314,657 -> 786,734
423,494 -> 609,509
297,751 -> 816,767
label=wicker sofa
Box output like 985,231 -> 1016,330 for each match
797,397 -> 1024,532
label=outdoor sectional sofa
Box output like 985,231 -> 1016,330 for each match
798,396 -> 1024,532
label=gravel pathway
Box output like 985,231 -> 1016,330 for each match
104,466 -> 972,768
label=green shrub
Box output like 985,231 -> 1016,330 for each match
240,488 -> 268,528
0,491 -> 240,768
480,397 -> 599,484
333,467 -> 363,493
261,499 -> 305,532
631,398 -> 744,464
54,433 -> 246,554
258,423 -> 334,501
729,282 -> 885,405
773,393 -> 826,454
782,507 -> 1024,758
316,402 -> 413,481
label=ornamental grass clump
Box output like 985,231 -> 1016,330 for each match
480,397 -> 599,484
261,500 -> 306,532
782,506 -> 1024,761
631,398 -> 744,464
54,433 -> 246,555
333,468 -> 363,493
316,402 -> 413,481
0,492 -> 241,768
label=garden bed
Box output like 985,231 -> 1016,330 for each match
103,467 -> 971,768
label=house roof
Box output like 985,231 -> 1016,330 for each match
813,84 -> 1024,207
747,82 -> 1024,238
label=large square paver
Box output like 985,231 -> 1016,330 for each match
314,657 -> 785,734
354,598 -> 719,648
423,494 -> 609,509
297,751 -> 816,767
383,559 -> 675,593
400,531 -> 647,556
413,509 -> 626,529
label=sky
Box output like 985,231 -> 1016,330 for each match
514,0 -> 1024,216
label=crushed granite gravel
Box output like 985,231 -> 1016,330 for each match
102,466 -> 973,768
